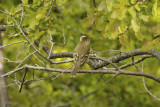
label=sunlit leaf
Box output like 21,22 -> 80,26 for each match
29,19 -> 39,29
111,9 -> 119,19
128,7 -> 136,17
106,0 -> 114,11
36,8 -> 46,21
34,31 -> 46,40
98,1 -> 106,11
56,0 -> 67,6
139,14 -> 150,21
23,0 -> 28,5
153,0 -> 158,16
131,17 -> 140,32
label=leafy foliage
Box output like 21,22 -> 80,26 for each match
1,0 -> 160,107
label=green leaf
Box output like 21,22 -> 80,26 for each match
139,14 -> 150,21
52,24 -> 62,32
119,35 -> 129,47
111,9 -> 119,19
56,0 -> 67,6
131,17 -> 140,32
111,7 -> 126,20
141,38 -> 160,51
103,31 -> 112,39
0,13 -> 6,21
118,7 -> 127,20
6,27 -> 17,37
118,23 -> 127,33
135,31 -> 144,41
83,14 -> 95,27
98,1 -> 106,11
128,7 -> 136,17
106,0 -> 114,11
141,41 -> 154,51
39,38 -> 44,50
23,0 -> 28,5
131,0 -> 137,4
29,19 -> 39,29
13,4 -> 22,15
153,0 -> 158,16
36,8 -> 46,21
95,15 -> 106,31
135,5 -> 141,11
34,31 -> 46,40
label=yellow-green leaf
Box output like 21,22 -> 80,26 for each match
29,19 -> 39,29
141,41 -> 154,51
106,0 -> 114,11
139,14 -> 150,21
111,10 -> 119,19
24,0 -> 28,5
83,14 -> 95,27
36,8 -> 46,21
34,31 -> 46,40
131,17 -> 140,32
56,0 -> 67,6
119,35 -> 129,47
128,7 -> 136,17
98,1 -> 106,11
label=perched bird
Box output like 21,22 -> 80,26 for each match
70,36 -> 91,77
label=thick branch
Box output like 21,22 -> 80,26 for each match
89,49 -> 160,69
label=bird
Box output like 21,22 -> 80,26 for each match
70,36 -> 91,77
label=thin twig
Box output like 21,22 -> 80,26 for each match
48,34 -> 55,59
20,0 -> 24,26
0,24 -> 14,31
32,69 -> 34,79
15,51 -> 37,69
132,56 -> 141,72
96,73 -> 104,84
19,68 -> 28,92
0,41 -> 28,48
119,55 -> 152,69
34,54 -> 45,66
51,64 -> 74,80
0,83 -> 16,89
24,73 -> 57,84
106,73 -> 120,84
129,0 -> 148,8
107,83 -> 133,107
41,0 -> 56,24
2,58 -> 21,63
142,61 -> 160,101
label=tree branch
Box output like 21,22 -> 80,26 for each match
1,65 -> 160,83
89,49 -> 160,69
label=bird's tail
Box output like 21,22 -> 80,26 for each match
70,62 -> 79,77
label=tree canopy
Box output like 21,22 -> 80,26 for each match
0,0 -> 160,107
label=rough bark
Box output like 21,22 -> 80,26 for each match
0,32 -> 10,107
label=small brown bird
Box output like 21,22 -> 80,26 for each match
70,36 -> 91,77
